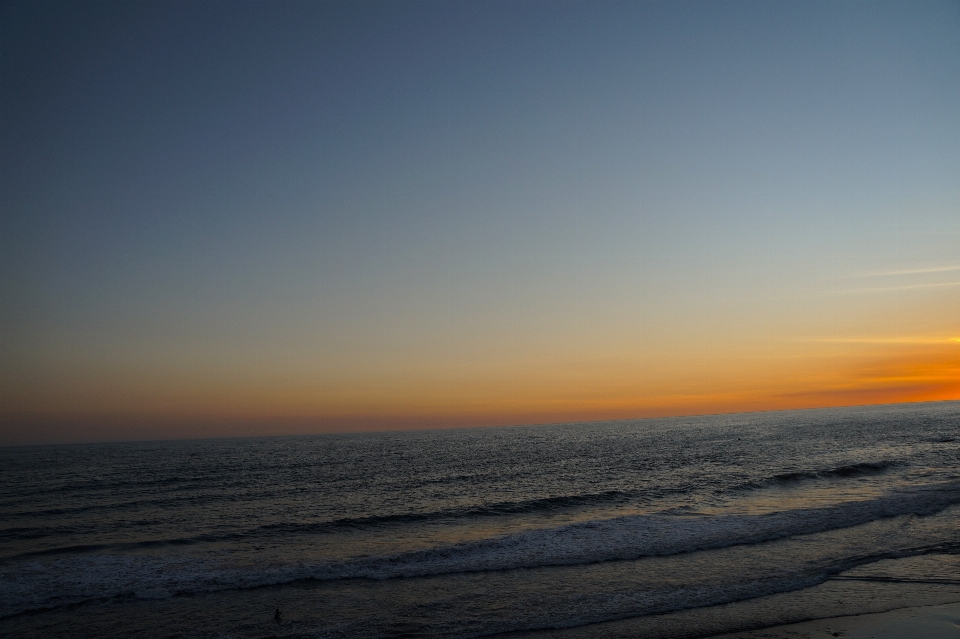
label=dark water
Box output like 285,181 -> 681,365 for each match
1,401 -> 958,638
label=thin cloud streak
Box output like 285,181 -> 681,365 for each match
838,281 -> 960,294
764,280 -> 960,300
797,336 -> 960,345
846,265 -> 960,278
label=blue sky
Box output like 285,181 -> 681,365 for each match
2,1 -> 959,443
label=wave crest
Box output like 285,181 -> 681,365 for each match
2,480 -> 958,618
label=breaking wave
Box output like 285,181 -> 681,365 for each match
2,480 -> 958,618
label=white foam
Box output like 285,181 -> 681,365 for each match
1,481 -> 957,618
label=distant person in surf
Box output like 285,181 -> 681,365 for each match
274,607 -> 281,623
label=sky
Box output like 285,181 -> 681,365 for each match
1,0 -> 959,445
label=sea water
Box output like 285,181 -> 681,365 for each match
1,401 -> 958,638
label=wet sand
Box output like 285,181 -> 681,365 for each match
497,570 -> 960,639
706,602 -> 960,639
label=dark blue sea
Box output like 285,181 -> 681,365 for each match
2,402 -> 959,638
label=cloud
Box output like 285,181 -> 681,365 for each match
846,265 -> 960,278
799,336 -> 960,345
772,351 -> 960,408
823,280 -> 960,296
764,280 -> 960,300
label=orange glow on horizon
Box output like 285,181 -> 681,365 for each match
3,333 -> 957,444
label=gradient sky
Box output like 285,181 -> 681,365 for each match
2,1 -> 959,444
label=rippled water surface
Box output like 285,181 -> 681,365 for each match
1,401 -> 958,638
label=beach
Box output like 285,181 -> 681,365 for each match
5,1 -> 960,636
503,556 -> 960,638
708,602 -> 960,639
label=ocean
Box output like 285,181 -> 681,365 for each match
1,401 -> 958,638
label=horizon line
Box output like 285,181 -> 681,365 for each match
2,397 -> 957,448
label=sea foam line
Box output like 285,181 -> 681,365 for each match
1,481 -> 958,618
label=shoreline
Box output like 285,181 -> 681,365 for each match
705,602 -> 960,639
497,563 -> 960,639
